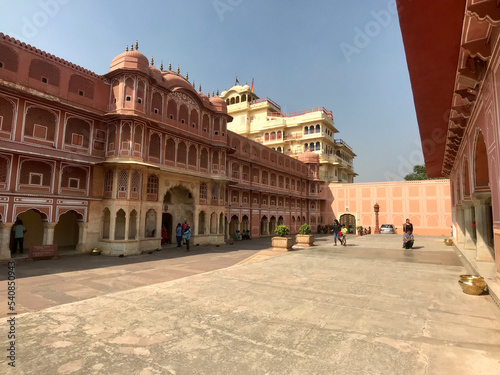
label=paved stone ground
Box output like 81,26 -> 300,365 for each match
0,238 -> 277,317
1,234 -> 500,374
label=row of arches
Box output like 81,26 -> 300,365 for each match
230,136 -> 308,175
0,44 -> 96,99
102,207 -> 156,240
0,98 -> 104,153
228,164 -> 308,192
109,77 -> 227,137
0,155 -> 89,195
106,123 -> 226,173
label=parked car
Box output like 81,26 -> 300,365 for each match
380,224 -> 394,234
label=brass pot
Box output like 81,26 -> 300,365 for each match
444,239 -> 454,246
459,275 -> 484,283
458,279 -> 487,295
91,248 -> 101,256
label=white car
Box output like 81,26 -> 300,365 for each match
380,224 -> 394,234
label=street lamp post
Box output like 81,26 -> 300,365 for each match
374,203 -> 380,234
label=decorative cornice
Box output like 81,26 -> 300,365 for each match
467,0 -> 500,26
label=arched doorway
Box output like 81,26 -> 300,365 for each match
269,216 -> 277,235
162,212 -> 173,244
242,215 -> 249,232
164,185 -> 194,235
229,215 -> 239,237
339,213 -> 356,234
54,211 -> 81,250
261,216 -> 268,236
16,209 -> 46,251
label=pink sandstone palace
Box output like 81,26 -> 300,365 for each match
0,35 -> 329,259
0,31 -> 455,261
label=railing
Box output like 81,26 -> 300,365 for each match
267,107 -> 333,118
334,139 -> 353,152
249,97 -> 281,110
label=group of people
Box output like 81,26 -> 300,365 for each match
175,221 -> 192,251
233,230 -> 251,241
331,220 -> 348,246
402,218 -> 414,249
330,218 -> 415,250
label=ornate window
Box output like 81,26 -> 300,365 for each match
131,171 -> 140,199
117,169 -> 128,198
146,174 -> 158,201
212,185 -> 218,201
199,182 -> 207,200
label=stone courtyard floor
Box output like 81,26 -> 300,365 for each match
1,234 -> 500,374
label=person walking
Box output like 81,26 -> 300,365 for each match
12,219 -> 27,254
183,225 -> 192,251
332,219 -> 340,246
175,223 -> 182,247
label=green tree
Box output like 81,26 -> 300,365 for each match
404,165 -> 428,181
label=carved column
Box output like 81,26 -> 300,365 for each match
76,222 -> 87,252
462,201 -> 476,249
374,203 -> 380,234
455,204 -> 466,244
43,222 -> 57,245
0,222 -> 14,260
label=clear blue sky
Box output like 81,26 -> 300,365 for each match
0,0 -> 422,182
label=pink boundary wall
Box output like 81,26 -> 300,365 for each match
328,180 -> 452,236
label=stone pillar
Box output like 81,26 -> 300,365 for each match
124,211 -> 130,240
462,201 -> 476,249
194,208 -> 200,235
109,209 -> 116,240
472,194 -> 495,262
455,205 -> 466,244
374,203 -> 380,234
0,222 -> 14,260
43,222 -> 57,245
76,222 -> 87,252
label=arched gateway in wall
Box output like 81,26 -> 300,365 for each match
163,185 -> 194,240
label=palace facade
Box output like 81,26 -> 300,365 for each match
220,85 -> 357,183
0,35 -> 328,259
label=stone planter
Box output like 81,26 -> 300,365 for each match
272,236 -> 293,251
296,234 -> 314,247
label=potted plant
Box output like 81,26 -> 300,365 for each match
296,224 -> 315,246
272,225 -> 293,251
357,226 -> 363,236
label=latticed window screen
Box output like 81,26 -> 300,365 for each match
199,183 -> 207,200
211,185 -> 218,200
147,175 -> 158,194
131,171 -> 140,192
118,170 -> 129,192
220,185 -> 224,200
